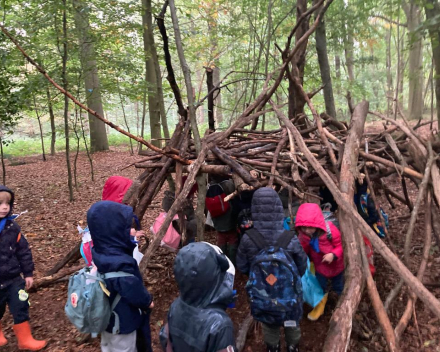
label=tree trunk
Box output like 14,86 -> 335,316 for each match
386,27 -> 393,116
314,0 -> 337,119
424,0 -> 440,125
335,55 -> 341,95
142,0 -> 162,148
46,86 -> 56,156
33,93 -> 46,161
404,1 -> 424,121
72,0 -> 109,153
213,66 -> 223,124
207,68 -> 215,131
62,0 -> 74,202
0,136 -> 5,185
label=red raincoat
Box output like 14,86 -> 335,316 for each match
296,203 -> 344,278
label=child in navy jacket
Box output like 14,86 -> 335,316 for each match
88,201 -> 153,352
0,185 -> 46,351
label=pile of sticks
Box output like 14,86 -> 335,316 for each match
3,0 -> 440,350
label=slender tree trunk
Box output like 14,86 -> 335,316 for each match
79,110 -> 94,181
0,136 -> 5,185
169,0 -> 207,240
62,0 -> 74,201
386,27 -> 393,117
117,79 -> 134,154
72,0 -> 109,153
32,93 -> 46,161
46,86 -> 56,156
335,55 -> 341,95
424,0 -> 440,125
314,0 -> 337,119
141,0 -> 162,148
404,1 -> 424,121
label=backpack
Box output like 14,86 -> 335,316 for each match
206,183 -> 230,218
245,228 -> 303,325
65,267 -> 134,335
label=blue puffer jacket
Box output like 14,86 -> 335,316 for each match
160,242 -> 236,352
236,187 -> 307,276
88,201 -> 152,335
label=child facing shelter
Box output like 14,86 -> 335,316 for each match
0,185 -> 46,351
296,203 -> 345,321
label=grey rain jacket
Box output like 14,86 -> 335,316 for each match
160,242 -> 236,352
236,187 -> 307,276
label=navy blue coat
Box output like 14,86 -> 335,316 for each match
0,185 -> 34,289
236,187 -> 307,276
88,201 -> 152,335
160,242 -> 236,352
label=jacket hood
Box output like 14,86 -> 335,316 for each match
88,201 -> 138,274
0,185 -> 14,216
251,187 -> 285,238
295,203 -> 326,232
102,176 -> 133,204
174,242 -> 234,309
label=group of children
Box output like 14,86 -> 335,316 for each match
0,175 -> 388,352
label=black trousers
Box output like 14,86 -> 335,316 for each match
0,278 -> 29,324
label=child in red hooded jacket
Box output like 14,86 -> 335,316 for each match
295,203 -> 344,321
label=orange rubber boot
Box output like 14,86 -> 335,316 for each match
13,322 -> 47,351
0,322 -> 7,346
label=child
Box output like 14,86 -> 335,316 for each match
160,242 -> 236,352
295,203 -> 344,321
88,201 -> 153,352
237,187 -> 307,352
0,185 -> 46,351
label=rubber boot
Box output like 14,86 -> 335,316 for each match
265,343 -> 280,352
13,321 -> 47,351
288,345 -> 300,352
307,293 -> 328,321
0,322 -> 7,346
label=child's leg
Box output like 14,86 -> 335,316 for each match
101,330 -> 137,352
7,279 -> 29,324
330,271 -> 345,295
136,313 -> 152,352
261,323 -> 281,351
217,231 -> 228,254
284,326 -> 301,348
225,230 -> 239,267
315,272 -> 329,292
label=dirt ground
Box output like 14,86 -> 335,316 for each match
0,141 -> 439,351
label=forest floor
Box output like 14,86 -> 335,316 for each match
1,123 -> 440,351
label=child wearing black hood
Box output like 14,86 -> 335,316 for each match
0,185 -> 46,351
160,242 -> 236,352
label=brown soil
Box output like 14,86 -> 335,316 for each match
0,146 -> 439,351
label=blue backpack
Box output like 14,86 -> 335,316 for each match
65,267 -> 134,336
245,229 -> 303,326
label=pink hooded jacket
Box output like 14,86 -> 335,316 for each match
295,203 -> 344,278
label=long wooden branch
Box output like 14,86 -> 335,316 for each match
0,24 -> 190,165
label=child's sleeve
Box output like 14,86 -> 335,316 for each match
111,276 -> 152,310
16,231 -> 35,278
329,224 -> 343,259
288,237 -> 307,276
236,237 -> 251,275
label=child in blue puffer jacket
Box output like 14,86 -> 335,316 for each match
88,201 -> 153,352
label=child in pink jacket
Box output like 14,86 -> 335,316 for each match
295,203 -> 344,321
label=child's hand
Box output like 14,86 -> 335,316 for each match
25,277 -> 34,290
322,253 -> 335,264
149,301 -> 154,309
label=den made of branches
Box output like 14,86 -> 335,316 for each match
2,0 -> 440,351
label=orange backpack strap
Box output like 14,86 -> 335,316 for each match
17,232 -> 22,243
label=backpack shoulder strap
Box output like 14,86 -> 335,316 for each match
325,221 -> 332,241
104,271 -> 135,279
277,230 -> 294,249
246,228 -> 266,250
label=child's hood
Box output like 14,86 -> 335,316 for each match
173,242 -> 234,309
102,176 -> 133,203
295,203 -> 327,232
87,201 -> 136,257
251,187 -> 285,238
0,185 -> 14,216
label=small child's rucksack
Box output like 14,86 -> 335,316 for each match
65,267 -> 134,335
206,183 -> 230,218
245,228 -> 303,326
